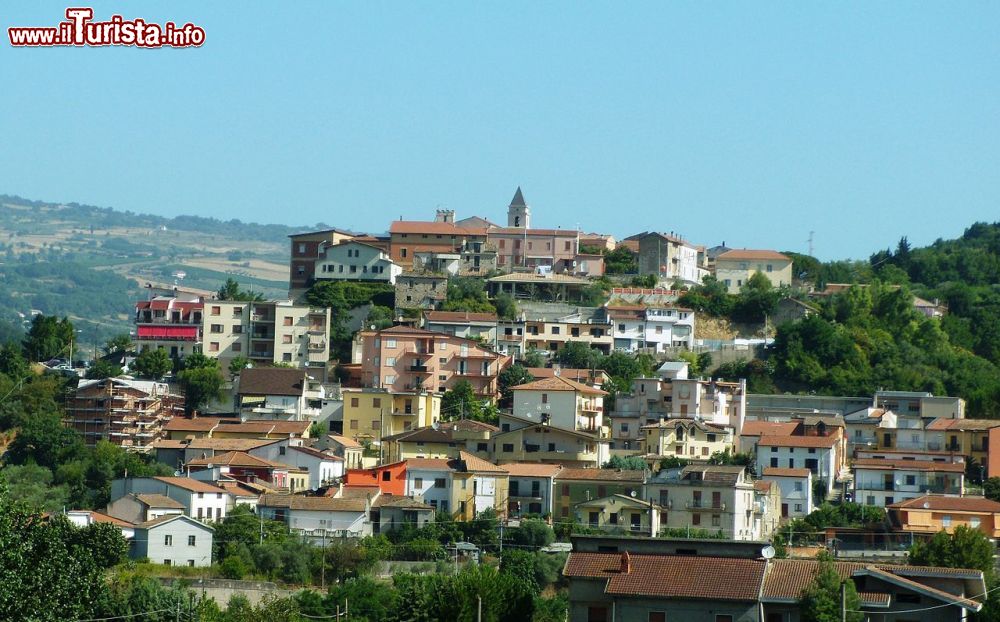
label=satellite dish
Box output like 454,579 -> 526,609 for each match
630,490 -> 637,498
173,470 -> 182,477
761,545 -> 776,560
923,502 -> 930,509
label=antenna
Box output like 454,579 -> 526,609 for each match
807,231 -> 815,257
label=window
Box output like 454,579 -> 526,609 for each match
188,560 -> 195,567
188,535 -> 196,546
794,503 -> 803,512
371,420 -> 379,430
477,442 -> 488,451
165,535 -> 173,546
283,317 -> 293,326
620,423 -> 629,432
551,326 -> 560,335
503,443 -> 514,453
232,325 -> 243,334
770,446 -> 777,452
692,513 -> 701,525
414,477 -> 423,488
382,472 -> 391,481
587,607 -> 608,622
971,517 -> 981,528
282,335 -> 293,344
618,323 -> 626,331
384,375 -> 395,385
794,481 -> 803,492
209,342 -> 219,352
401,248 -> 408,258
712,514 -> 721,527
770,458 -> 778,468
434,478 -> 446,488
210,305 -> 221,316
283,353 -> 292,362
350,420 -> 359,430
373,398 -> 382,408
541,393 -> 548,404
210,324 -> 223,333
163,559 -> 172,566
350,397 -> 359,407
942,515 -> 952,527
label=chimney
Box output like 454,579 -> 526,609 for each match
620,550 -> 631,574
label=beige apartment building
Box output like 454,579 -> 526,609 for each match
355,325 -> 507,399
135,292 -> 331,376
714,249 -> 793,294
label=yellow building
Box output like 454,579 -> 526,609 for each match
383,427 -> 459,462
341,388 -> 441,444
640,419 -> 734,459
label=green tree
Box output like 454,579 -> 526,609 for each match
218,277 -> 264,302
441,379 -> 483,421
494,293 -> 518,321
0,464 -> 70,512
442,277 -> 496,314
0,343 -> 29,378
508,518 -> 555,548
178,356 -> 224,416
228,355 -> 250,378
87,359 -> 122,380
909,525 -> 996,577
365,305 -> 395,331
102,333 -> 133,356
132,348 -> 173,380
798,555 -> 862,622
603,455 -> 649,470
659,456 -> 689,470
6,411 -> 85,471
498,363 -> 533,407
984,477 -> 1000,502
554,341 -> 602,369
521,349 -> 545,368
603,246 -> 638,274
22,314 -> 75,362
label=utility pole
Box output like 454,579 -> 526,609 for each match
477,595 -> 482,622
321,530 -> 327,590
840,580 -> 846,622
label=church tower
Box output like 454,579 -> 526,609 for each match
507,186 -> 530,228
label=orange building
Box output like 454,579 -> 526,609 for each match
387,221 -> 488,270
343,461 -> 407,495
355,325 -> 508,399
888,495 -> 1000,538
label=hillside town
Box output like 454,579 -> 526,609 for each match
8,187 -> 996,621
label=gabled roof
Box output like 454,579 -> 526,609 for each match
259,494 -> 367,512
926,418 -> 1000,431
424,311 -> 498,324
326,434 -> 363,448
856,566 -> 982,612
185,451 -> 296,470
237,367 -> 309,397
214,420 -> 312,436
564,553 -> 765,602
509,375 -> 607,396
888,495 -> 1000,513
740,420 -> 800,437
153,476 -> 229,494
756,435 -> 838,449
67,509 -> 136,527
288,227 -> 355,239
405,458 -> 454,472
382,427 -> 455,444
290,445 -> 342,461
163,417 -> 222,432
556,468 -> 645,483
525,367 -> 609,384
575,494 -> 658,510
459,451 -> 507,473
438,419 -> 499,433
762,467 -> 811,478
372,495 -> 435,510
135,514 -> 215,531
134,493 -> 186,509
716,249 -> 790,262
389,221 -> 486,236
503,463 -> 563,478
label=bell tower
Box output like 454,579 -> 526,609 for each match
507,186 -> 530,228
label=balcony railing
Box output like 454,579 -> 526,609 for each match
686,501 -> 726,511
408,364 -> 429,373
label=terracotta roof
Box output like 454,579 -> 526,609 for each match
218,481 -> 261,498
716,249 -> 790,261
259,494 -> 367,512
389,221 -> 486,236
372,495 -> 434,510
757,435 -> 839,449
405,458 -> 454,472
564,553 -> 765,601
853,458 -> 965,473
741,421 -> 800,437
754,480 -> 775,493
163,417 -> 221,432
509,375 -> 608,396
237,367 -> 309,396
134,493 -> 185,509
438,419 -> 499,433
858,566 -> 982,611
424,311 -> 498,323
526,368 -> 608,384
214,420 -> 312,436
153,476 -> 229,494
136,514 -> 213,530
290,445 -> 341,461
762,467 -> 811,478
185,438 -> 277,451
338,485 -> 382,498
459,451 -> 507,473
680,465 -> 746,486
889,495 -> 1000,513
486,272 -> 589,285
926,418 -> 1000,431
488,226 -> 579,237
382,427 -> 455,444
857,592 -> 891,608
556,468 -> 645,483
761,559 -> 983,602
70,510 -> 136,527
503,463 -> 564,478
327,434 -> 362,448
185,451 -> 296,470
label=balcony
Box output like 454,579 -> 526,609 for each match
408,364 -> 430,373
308,342 -> 327,352
250,351 -> 274,359
686,501 -> 726,511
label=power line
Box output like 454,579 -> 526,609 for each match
68,608 -> 176,622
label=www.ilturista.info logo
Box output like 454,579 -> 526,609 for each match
8,8 -> 205,48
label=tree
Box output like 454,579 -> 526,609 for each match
22,314 -> 74,362
5,411 -> 85,471
218,277 -> 264,301
132,348 -> 172,380
508,519 -> 555,548
442,277 -> 496,314
494,293 -> 518,321
603,455 -> 649,470
0,464 -> 70,512
228,355 -> 250,378
521,349 -> 545,368
178,356 -> 224,416
798,554 -> 862,622
553,341 -> 601,369
365,305 -> 394,331
909,525 -> 996,577
0,343 -> 29,378
603,247 -> 638,274
659,456 -> 689,470
440,379 -> 483,421
984,477 -> 1000,503
87,360 -> 121,380
102,334 -> 133,356
498,363 -> 533,407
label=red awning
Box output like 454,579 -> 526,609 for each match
137,325 -> 199,341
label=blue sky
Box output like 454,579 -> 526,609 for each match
2,2 -> 998,260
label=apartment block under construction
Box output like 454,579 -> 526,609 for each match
65,377 -> 184,452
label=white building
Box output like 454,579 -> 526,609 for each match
248,440 -> 345,489
755,435 -> 839,498
403,458 -> 456,514
505,463 -> 562,517
761,467 -> 813,519
131,514 -> 215,568
258,493 -> 371,542
235,367 -> 326,422
314,240 -> 401,284
110,476 -> 231,522
509,375 -> 608,435
853,458 -> 965,507
607,305 -> 695,353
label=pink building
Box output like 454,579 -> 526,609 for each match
356,326 -> 508,399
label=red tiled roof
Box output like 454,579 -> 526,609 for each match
503,463 -> 564,478
509,375 -> 607,396
741,421 -> 800,437
327,434 -> 363,448
556,468 -> 645,482
889,495 -> 1000,513
424,311 -> 498,323
163,417 -> 221,432
716,249 -> 790,261
526,367 -> 608,384
237,368 -> 309,397
762,467 -> 811,478
214,420 -> 311,436
185,451 -> 296,470
488,226 -> 578,237
389,221 -> 487,236
153,476 -> 229,494
405,458 -> 454,472
459,451 -> 507,473
853,458 -> 965,473
564,553 -> 765,601
926,418 -> 1000,431
757,435 -> 838,449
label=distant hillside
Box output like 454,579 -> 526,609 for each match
0,194 -> 332,349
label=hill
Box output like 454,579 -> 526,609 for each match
0,194 -> 330,349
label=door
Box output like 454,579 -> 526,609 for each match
589,511 -> 600,528
781,503 -> 789,518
